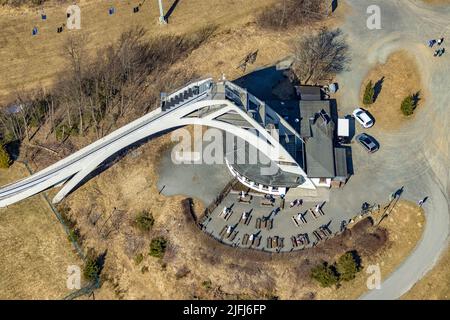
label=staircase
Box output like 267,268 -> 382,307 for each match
161,80 -> 212,112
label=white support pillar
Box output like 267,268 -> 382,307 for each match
158,0 -> 167,24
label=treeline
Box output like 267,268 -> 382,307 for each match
0,25 -> 216,148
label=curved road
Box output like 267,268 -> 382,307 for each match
334,0 -> 449,299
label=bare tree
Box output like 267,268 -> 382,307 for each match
63,33 -> 89,136
257,0 -> 325,30
293,28 -> 351,84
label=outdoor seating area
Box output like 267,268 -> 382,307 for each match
201,190 -> 335,253
291,233 -> 310,249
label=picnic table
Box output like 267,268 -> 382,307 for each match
239,212 -> 252,225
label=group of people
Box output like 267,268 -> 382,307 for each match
428,37 -> 445,57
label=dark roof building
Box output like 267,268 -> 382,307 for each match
296,85 -> 322,101
299,100 -> 337,178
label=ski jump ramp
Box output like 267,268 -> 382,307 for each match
0,78 -> 314,208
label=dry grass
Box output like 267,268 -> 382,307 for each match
0,0 -> 277,105
422,0 -> 450,4
51,127 -> 424,299
402,246 -> 450,300
0,0 -> 349,106
0,164 -> 81,299
359,50 -> 424,131
319,201 -> 425,299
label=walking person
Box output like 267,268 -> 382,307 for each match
437,37 -> 444,46
418,197 -> 428,207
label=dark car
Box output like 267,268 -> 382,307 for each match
356,133 -> 379,153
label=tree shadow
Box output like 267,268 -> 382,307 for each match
95,250 -> 107,276
5,139 -> 21,162
373,76 -> 384,102
347,250 -> 362,269
164,0 -> 181,23
412,91 -> 421,108
332,0 -> 339,12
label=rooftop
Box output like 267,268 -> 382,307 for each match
299,100 -> 336,178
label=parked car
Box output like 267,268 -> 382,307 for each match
352,108 -> 374,128
356,133 -> 379,153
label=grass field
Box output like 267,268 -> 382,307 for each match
0,0 -> 277,104
359,50 -> 425,131
0,164 -> 81,299
402,246 -> 450,299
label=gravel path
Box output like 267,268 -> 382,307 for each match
334,0 -> 450,299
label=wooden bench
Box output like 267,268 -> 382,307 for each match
228,230 -> 238,242
291,236 -> 298,247
219,226 -> 227,238
309,208 -> 319,220
255,217 -> 262,229
272,236 -> 278,248
267,237 -> 272,249
252,236 -> 261,248
291,216 -> 300,227
277,237 -> 284,248
262,219 -> 273,230
242,234 -> 250,246
224,210 -> 233,221
313,230 -> 322,242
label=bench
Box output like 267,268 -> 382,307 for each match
219,226 -> 227,238
255,217 -> 262,229
277,237 -> 284,248
309,208 -> 319,220
242,234 -> 250,246
267,237 -> 273,249
291,216 -> 300,227
272,236 -> 278,248
228,230 -> 238,242
291,236 -> 298,247
252,236 -> 261,248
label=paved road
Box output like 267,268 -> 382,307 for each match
157,0 -> 450,300
334,0 -> 450,299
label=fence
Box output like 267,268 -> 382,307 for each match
199,178 -> 238,227
18,160 -> 100,300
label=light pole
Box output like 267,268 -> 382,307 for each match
158,0 -> 167,24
